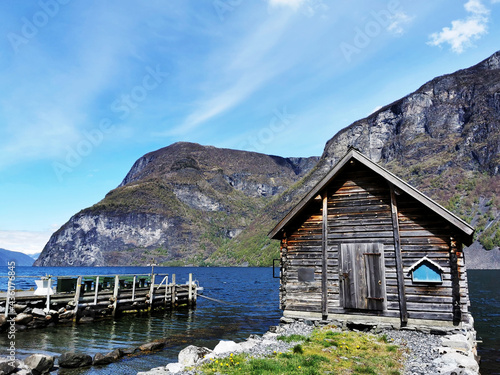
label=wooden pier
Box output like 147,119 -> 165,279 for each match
0,273 -> 198,330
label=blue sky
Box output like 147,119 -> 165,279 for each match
1,0 -> 499,254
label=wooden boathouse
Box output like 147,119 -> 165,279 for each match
269,148 -> 475,329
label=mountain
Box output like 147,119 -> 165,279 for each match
29,252 -> 41,260
35,51 -> 500,268
34,142 -> 318,266
205,51 -> 500,268
0,248 -> 35,266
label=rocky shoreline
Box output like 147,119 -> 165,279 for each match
0,317 -> 480,374
138,317 -> 481,375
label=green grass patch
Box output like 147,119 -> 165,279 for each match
277,334 -> 310,343
200,327 -> 406,375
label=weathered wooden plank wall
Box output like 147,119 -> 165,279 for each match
280,162 -> 470,325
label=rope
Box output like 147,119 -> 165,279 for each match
197,294 -> 233,305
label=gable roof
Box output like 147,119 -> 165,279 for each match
407,256 -> 445,273
268,148 -> 475,245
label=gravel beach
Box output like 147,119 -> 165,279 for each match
138,318 -> 479,375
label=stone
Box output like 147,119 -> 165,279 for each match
441,334 -> 471,352
58,352 -> 93,368
58,310 -> 74,319
280,316 -> 295,324
166,362 -> 185,373
31,308 -> 46,317
178,345 -> 212,366
239,339 -> 258,351
137,366 -> 169,374
440,351 -> 479,373
14,313 -> 33,325
0,315 -> 7,328
78,316 -> 94,324
262,332 -> 278,340
24,354 -> 54,374
122,347 -> 139,355
28,319 -> 48,329
93,353 -> 113,366
139,340 -> 166,352
13,304 -> 27,313
213,340 -> 242,355
105,348 -> 123,361
0,357 -> 19,375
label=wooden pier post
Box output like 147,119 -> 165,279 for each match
73,276 -> 82,321
164,275 -> 169,306
45,277 -> 52,313
171,274 -> 176,308
132,275 -> 137,302
149,274 -> 155,307
93,276 -> 100,305
112,275 -> 119,317
188,273 -> 193,307
193,279 -> 197,305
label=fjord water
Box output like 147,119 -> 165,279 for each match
467,270 -> 500,375
1,267 -> 281,374
1,267 -> 498,374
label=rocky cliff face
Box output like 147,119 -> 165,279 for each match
213,51 -> 500,268
35,142 -> 318,266
35,51 -> 500,267
322,51 -> 500,177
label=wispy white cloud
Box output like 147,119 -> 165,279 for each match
268,0 -> 307,10
268,0 -> 329,17
163,14 -> 293,136
428,0 -> 490,53
387,11 -> 414,35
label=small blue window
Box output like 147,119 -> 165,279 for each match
408,257 -> 443,284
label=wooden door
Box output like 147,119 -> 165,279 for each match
340,243 -> 385,310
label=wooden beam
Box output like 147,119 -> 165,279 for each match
73,276 -> 82,321
188,273 -> 193,307
389,184 -> 408,326
149,274 -> 155,306
93,276 -> 100,305
450,237 -> 461,325
112,275 -> 120,317
163,275 -> 169,306
171,274 -> 176,308
131,275 -> 136,302
321,189 -> 328,319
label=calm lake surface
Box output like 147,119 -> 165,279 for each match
0,267 -> 498,374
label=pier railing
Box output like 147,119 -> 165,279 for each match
0,273 -> 197,328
